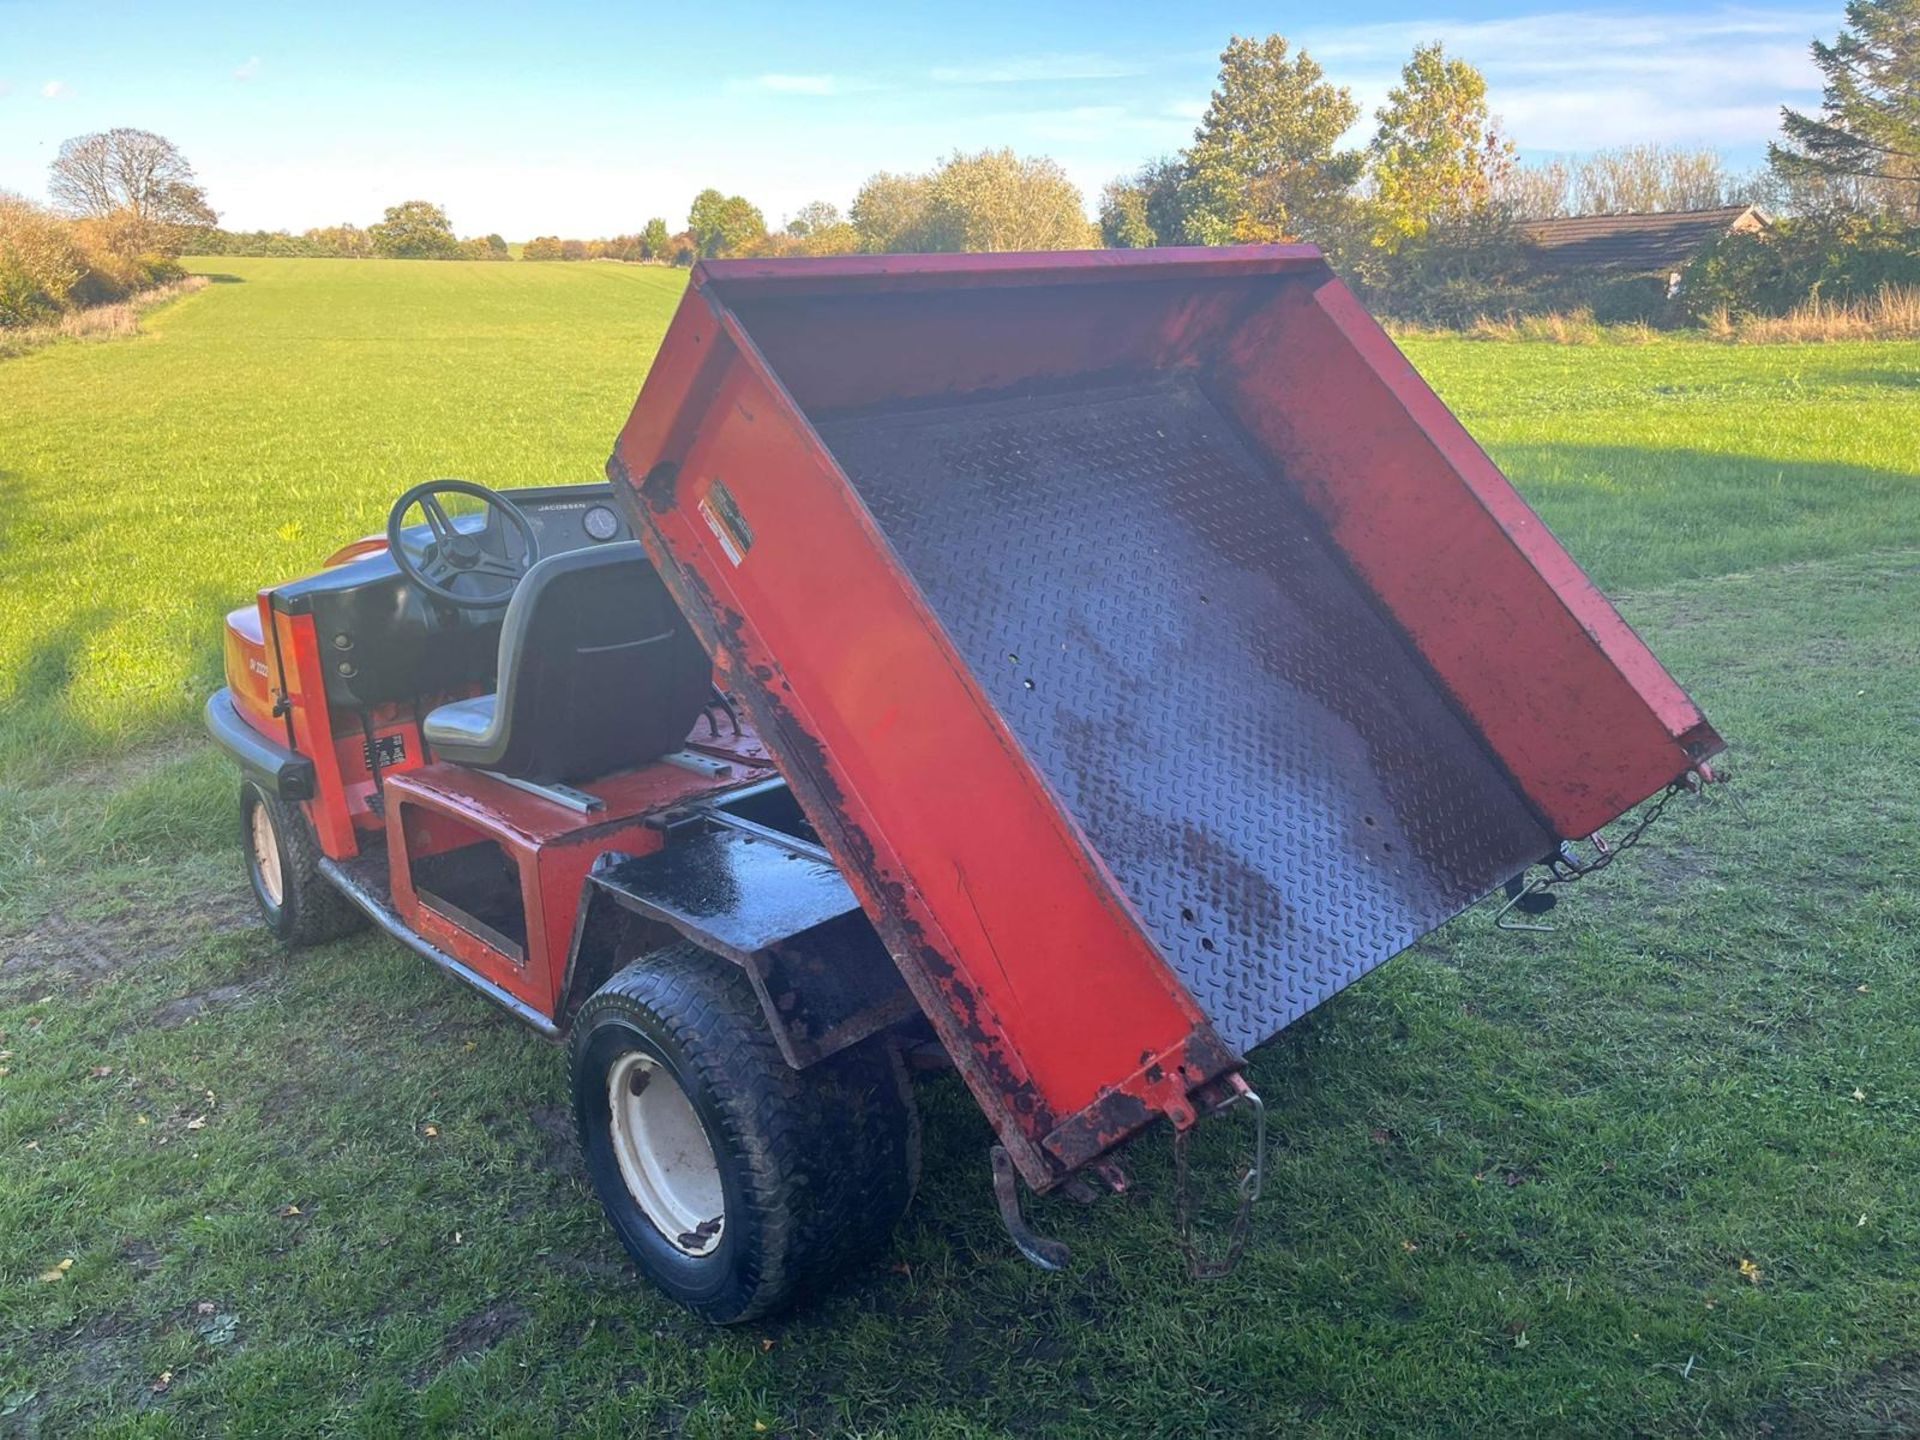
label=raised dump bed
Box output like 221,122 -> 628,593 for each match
609,247 -> 1723,1192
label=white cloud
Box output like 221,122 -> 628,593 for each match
0,80 -> 14,99
931,53 -> 1146,84
40,79 -> 67,99
1300,7 -> 1825,151
750,73 -> 835,95
234,56 -> 261,82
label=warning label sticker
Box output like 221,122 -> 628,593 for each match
698,479 -> 754,566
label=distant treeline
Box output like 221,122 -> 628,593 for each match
489,0 -> 1919,330
12,2 -> 1913,335
524,222 -> 688,264
186,201 -> 510,261
188,228 -> 510,261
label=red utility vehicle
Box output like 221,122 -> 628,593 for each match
208,247 -> 1722,1322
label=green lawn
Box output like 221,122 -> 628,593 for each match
2,258 -> 1918,1437
0,257 -> 686,789
1399,335 -> 1920,590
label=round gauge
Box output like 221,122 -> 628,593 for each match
583,505 -> 621,542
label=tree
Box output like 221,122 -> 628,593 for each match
1770,0 -> 1920,220
1496,160 -> 1572,220
852,151 -> 1093,254
369,200 -> 460,259
795,222 -> 862,256
1747,164 -> 1896,216
1177,35 -> 1363,246
850,171 -> 933,251
687,189 -> 767,258
1367,43 -> 1515,250
785,200 -> 842,237
459,233 -> 509,261
0,190 -> 86,324
46,128 -> 215,254
1099,157 -> 1185,247
1571,146 -> 1731,214
1100,180 -> 1154,248
919,150 -> 1094,251
640,217 -> 670,259
305,223 -> 373,258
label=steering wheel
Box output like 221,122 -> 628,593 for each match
386,479 -> 540,611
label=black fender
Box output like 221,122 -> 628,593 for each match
557,826 -> 919,1066
205,688 -> 315,802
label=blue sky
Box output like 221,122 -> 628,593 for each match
0,0 -> 1835,237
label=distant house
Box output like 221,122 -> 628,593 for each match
1520,204 -> 1771,300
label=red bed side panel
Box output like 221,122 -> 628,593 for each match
1217,276 -> 1722,838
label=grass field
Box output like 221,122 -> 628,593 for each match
2,257 -> 1918,1436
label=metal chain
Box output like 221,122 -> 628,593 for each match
1542,778 -> 1688,886
1173,1090 -> 1266,1279
1495,771 -> 1708,930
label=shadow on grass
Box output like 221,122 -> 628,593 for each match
0,578 -> 235,778
1492,442 -> 1920,592
2,453 -> 245,776
1826,366 -> 1920,390
12,605 -> 114,701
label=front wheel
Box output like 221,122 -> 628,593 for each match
570,943 -> 919,1323
240,781 -> 363,948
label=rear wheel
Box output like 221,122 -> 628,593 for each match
241,781 -> 363,948
570,942 -> 919,1324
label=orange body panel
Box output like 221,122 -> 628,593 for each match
382,741 -> 779,1017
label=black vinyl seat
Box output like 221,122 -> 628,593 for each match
422,543 -> 712,783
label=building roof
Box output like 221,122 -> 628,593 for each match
1520,205 -> 1768,276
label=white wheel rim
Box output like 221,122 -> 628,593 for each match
250,799 -> 284,908
606,1052 -> 725,1256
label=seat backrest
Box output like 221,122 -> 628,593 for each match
487,543 -> 712,782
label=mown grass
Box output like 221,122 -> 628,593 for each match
2,259 -> 1918,1437
1399,332 -> 1920,590
0,257 -> 686,790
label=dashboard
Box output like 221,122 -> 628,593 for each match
497,483 -> 635,555
269,482 -> 641,710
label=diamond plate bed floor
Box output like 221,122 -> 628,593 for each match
816,377 -> 1554,1054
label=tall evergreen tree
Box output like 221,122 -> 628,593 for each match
1769,0 -> 1920,218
